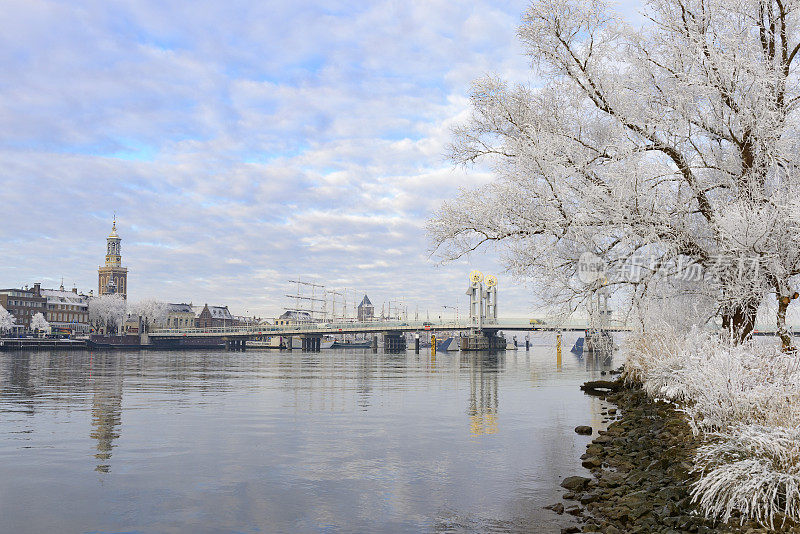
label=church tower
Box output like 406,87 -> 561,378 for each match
98,217 -> 128,300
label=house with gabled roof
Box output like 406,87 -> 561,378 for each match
195,304 -> 237,328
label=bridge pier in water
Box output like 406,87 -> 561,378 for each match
460,330 -> 505,352
225,338 -> 246,351
301,335 -> 321,352
383,331 -> 406,352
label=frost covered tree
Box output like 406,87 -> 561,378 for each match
0,304 -> 15,334
88,294 -> 127,335
429,0 -> 800,344
129,299 -> 169,332
30,312 -> 49,335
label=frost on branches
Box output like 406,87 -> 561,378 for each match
129,300 -> 168,332
88,294 -> 127,335
428,0 -> 800,345
30,312 -> 49,334
624,329 -> 800,528
0,304 -> 15,333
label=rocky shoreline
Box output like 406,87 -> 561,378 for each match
548,378 -> 800,534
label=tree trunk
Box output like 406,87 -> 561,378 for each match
721,301 -> 758,344
776,294 -> 796,353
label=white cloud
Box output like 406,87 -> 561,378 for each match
0,0 -> 563,317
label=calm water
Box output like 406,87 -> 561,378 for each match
0,332 -> 617,533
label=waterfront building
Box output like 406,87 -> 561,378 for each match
233,315 -> 262,326
0,283 -> 47,331
41,283 -> 91,334
196,304 -> 236,328
357,295 -> 374,322
98,218 -> 128,300
275,310 -> 312,325
166,303 -> 196,329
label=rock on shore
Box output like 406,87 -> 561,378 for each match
554,381 -> 800,534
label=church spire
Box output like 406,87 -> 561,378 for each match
105,218 -> 121,266
99,218 -> 128,300
108,215 -> 119,239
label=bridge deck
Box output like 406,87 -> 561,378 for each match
149,319 -> 632,338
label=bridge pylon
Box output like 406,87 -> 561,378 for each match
466,271 -> 498,329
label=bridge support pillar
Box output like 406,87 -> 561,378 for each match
300,335 -> 322,352
372,335 -> 378,353
383,331 -> 406,352
460,330 -> 506,352
286,336 -> 292,351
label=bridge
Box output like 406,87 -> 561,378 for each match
149,270 -> 631,347
146,317 -> 631,351
142,270 -> 796,350
143,270 -> 634,350
149,318 -> 629,339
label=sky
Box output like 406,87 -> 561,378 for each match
0,0 -> 642,319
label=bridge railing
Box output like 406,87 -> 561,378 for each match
149,317 -> 632,337
150,320 -> 465,336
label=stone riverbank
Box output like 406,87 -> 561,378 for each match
548,379 -> 800,534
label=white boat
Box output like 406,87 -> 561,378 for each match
247,336 -> 284,348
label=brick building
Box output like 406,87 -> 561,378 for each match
195,304 -> 237,328
0,283 -> 47,331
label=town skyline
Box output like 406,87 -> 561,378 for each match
3,217 -> 515,320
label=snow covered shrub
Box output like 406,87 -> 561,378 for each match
625,330 -> 800,529
623,327 -> 684,385
626,329 -> 800,432
623,327 -> 716,402
692,425 -> 800,529
678,343 -> 800,433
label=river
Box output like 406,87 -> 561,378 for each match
0,331 -> 617,533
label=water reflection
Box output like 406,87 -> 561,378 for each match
8,353 -> 37,416
88,354 -> 123,473
464,353 -> 501,436
356,353 -> 373,410
0,339 -> 619,533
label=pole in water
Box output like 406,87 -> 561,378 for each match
431,333 -> 436,356
556,331 -> 562,370
415,333 -> 420,354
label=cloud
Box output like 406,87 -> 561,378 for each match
0,0 -> 560,317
